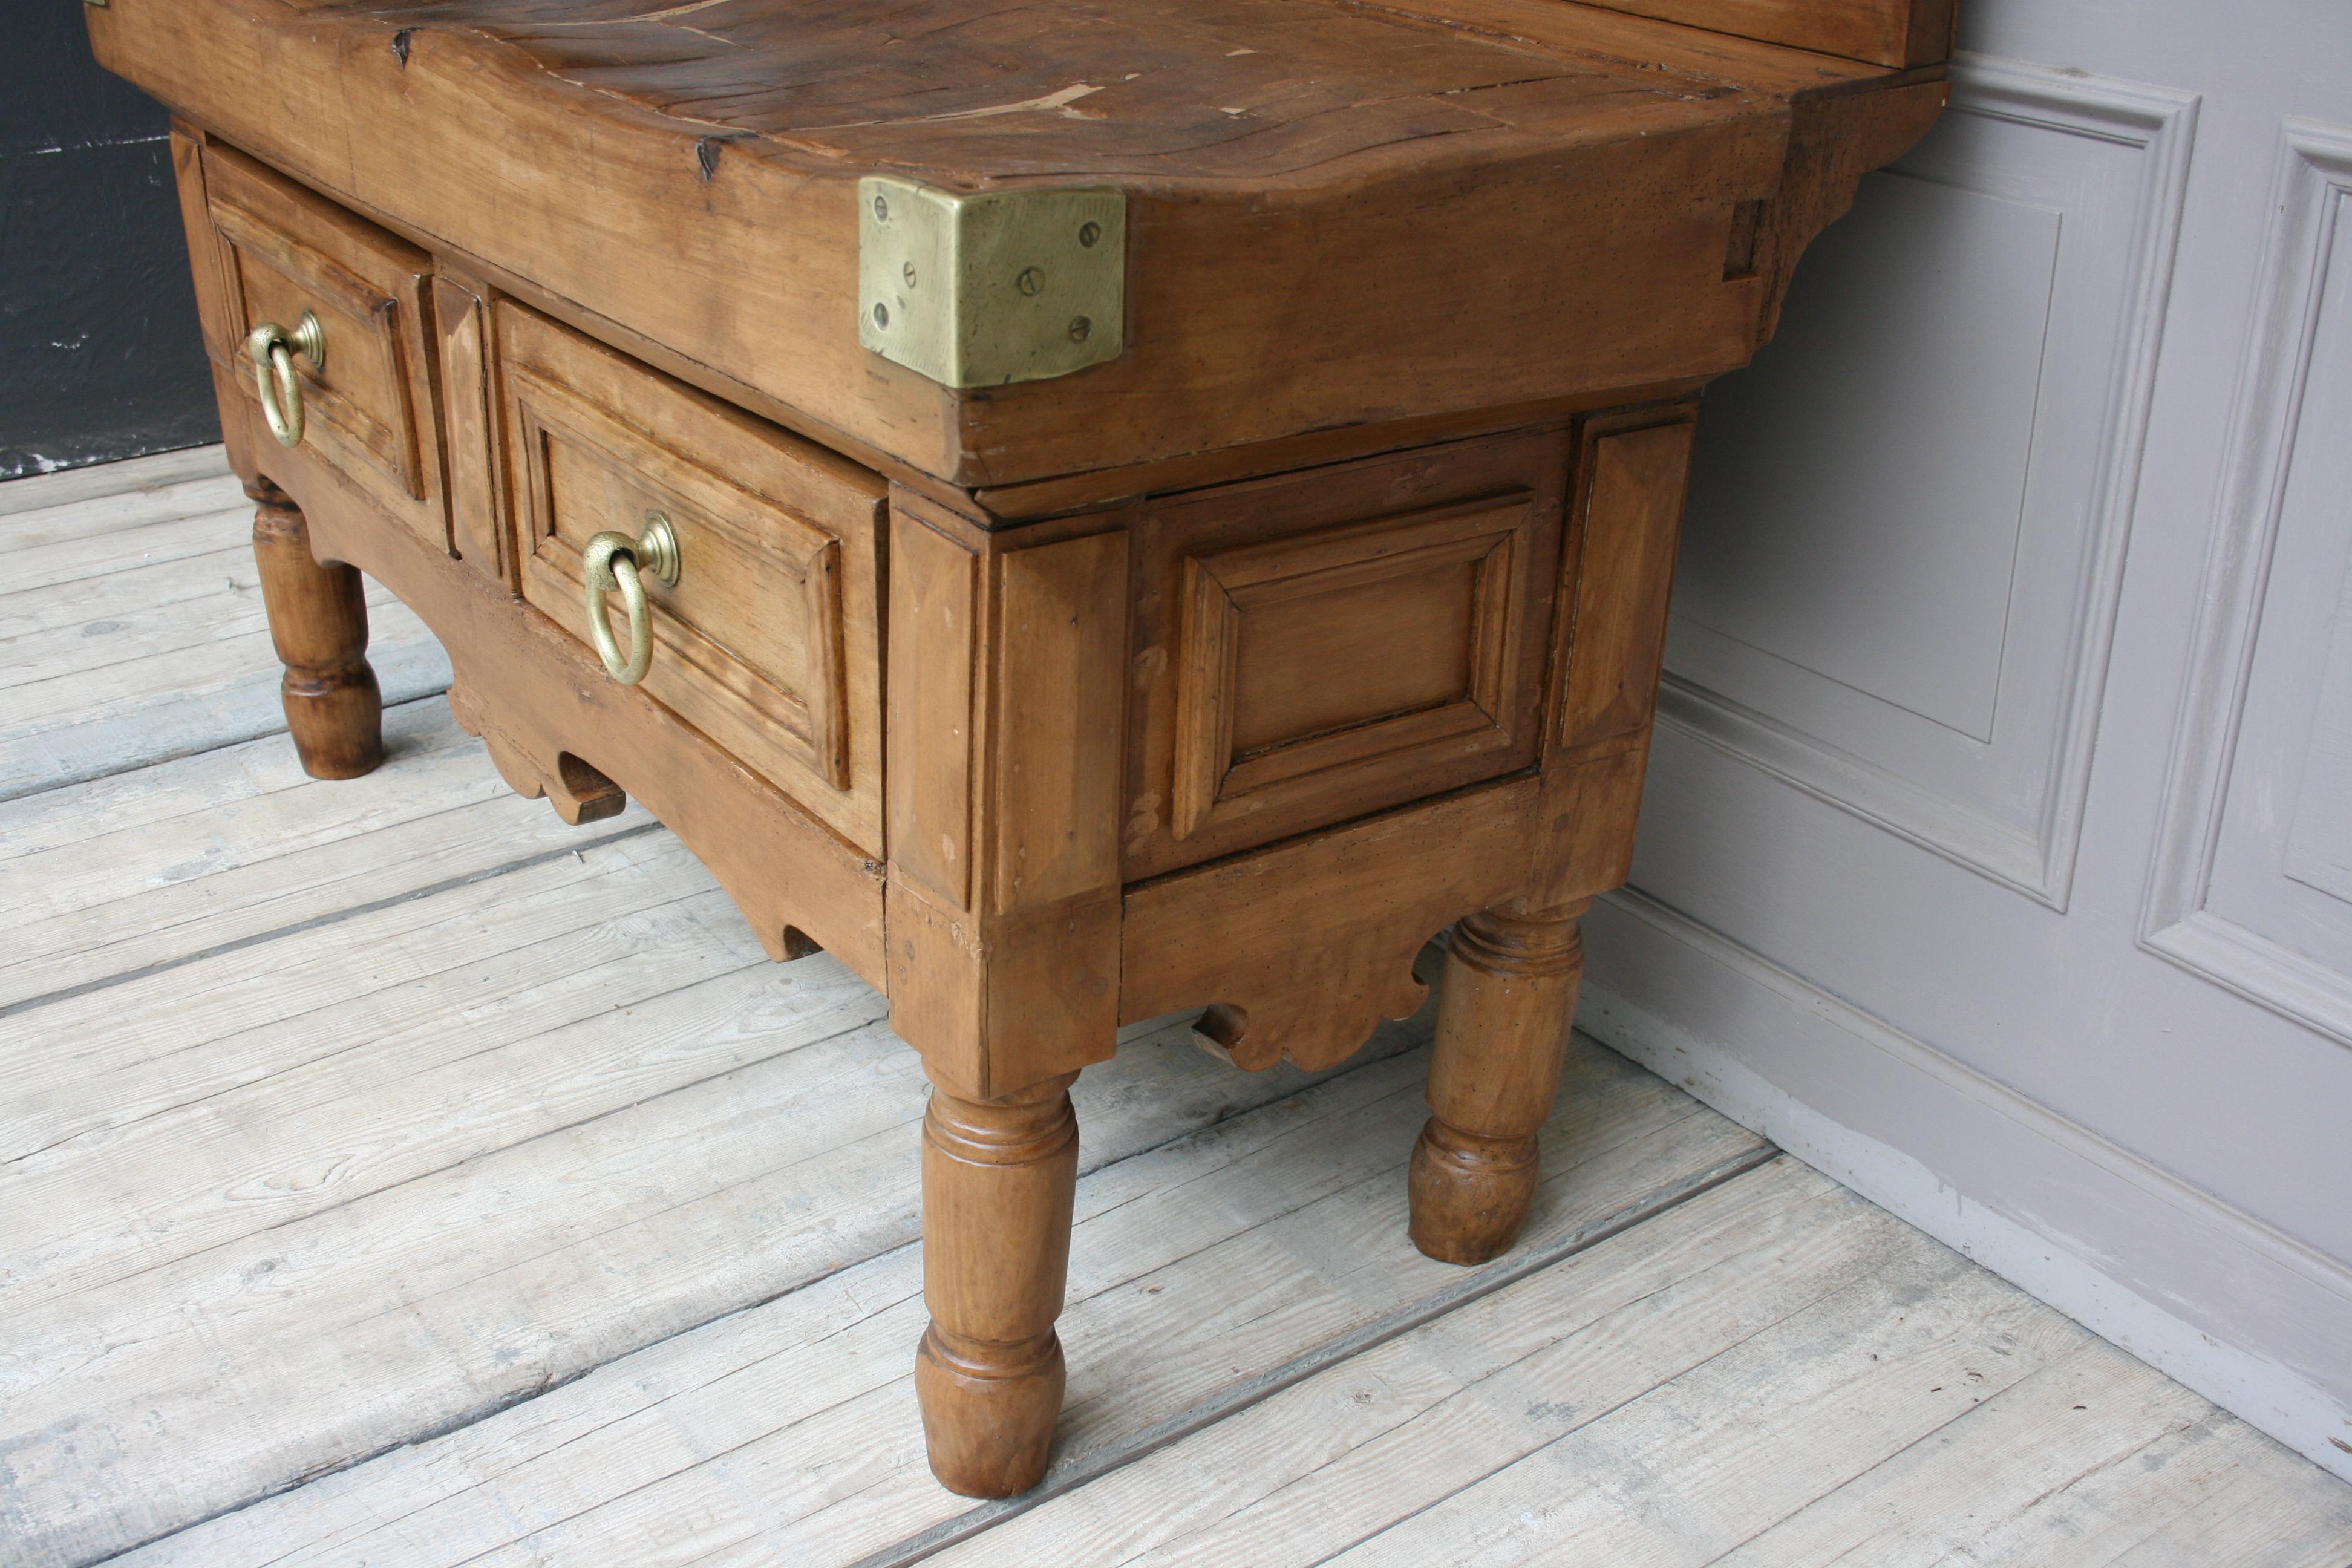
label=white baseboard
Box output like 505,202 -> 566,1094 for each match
1580,887 -> 2352,1485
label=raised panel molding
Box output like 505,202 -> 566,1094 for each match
1122,429 -> 1569,881
1171,494 -> 1537,840
2144,120 -> 2352,1050
1658,56 -> 2198,909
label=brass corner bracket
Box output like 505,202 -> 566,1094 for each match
858,177 -> 1126,389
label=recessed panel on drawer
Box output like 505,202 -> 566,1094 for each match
1127,430 -> 1570,879
494,302 -> 887,854
194,142 -> 447,551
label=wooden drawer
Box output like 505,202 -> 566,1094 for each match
1124,430 -> 1571,880
186,140 -> 448,552
493,302 -> 888,854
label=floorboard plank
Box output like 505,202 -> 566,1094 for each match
0,469 -> 448,801
0,915 -> 1449,1561
915,1157 -> 1881,1568
0,697 -> 646,1011
917,1165 -> 2351,1568
100,1037 -> 1765,1568
1947,1398 -> 2352,1567
1,827 -> 699,1163
0,445 -> 230,523
10,497 -> 255,594
2,877 -> 799,1309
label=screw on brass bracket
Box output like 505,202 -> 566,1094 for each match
858,177 -> 1126,389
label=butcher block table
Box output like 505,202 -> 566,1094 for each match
91,0 -> 1950,1498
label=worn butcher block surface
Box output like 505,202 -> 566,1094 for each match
262,0 -> 1903,186
88,0 -> 1946,485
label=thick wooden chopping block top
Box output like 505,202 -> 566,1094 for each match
91,0 -> 1944,488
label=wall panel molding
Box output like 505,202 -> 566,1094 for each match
2143,119 -> 2352,1048
1661,56 -> 2198,909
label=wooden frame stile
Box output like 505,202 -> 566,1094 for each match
883,488 -> 1131,1105
1524,402 -> 1702,912
430,261 -> 511,584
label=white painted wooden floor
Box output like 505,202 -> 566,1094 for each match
4,450 -> 2350,1568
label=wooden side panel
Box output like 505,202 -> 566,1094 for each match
1171,496 -> 1541,841
166,126 -> 234,367
493,301 -> 887,852
1565,0 -> 1957,69
1495,402 -> 1699,912
991,534 -> 1131,915
1557,414 -> 1697,753
194,142 -> 448,554
1127,431 -> 1570,880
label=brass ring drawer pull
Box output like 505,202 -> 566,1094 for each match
581,512 -> 682,685
245,310 -> 325,449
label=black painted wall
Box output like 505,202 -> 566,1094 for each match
2,4 -> 217,479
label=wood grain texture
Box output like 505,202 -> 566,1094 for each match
1169,494 -> 1539,843
1123,777 -> 1543,1071
93,0 -> 1945,489
1562,0 -> 1957,69
1127,431 -> 1569,880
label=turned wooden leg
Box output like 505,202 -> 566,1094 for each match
915,1070 -> 1079,1498
249,479 -> 383,780
1409,899 -> 1590,1266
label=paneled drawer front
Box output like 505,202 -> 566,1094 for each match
1125,430 -> 1570,879
494,302 -> 888,854
192,140 -> 447,550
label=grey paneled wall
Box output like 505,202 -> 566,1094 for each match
1582,1 -> 2352,1484
2148,124 -> 2352,1051
1665,60 -> 2191,908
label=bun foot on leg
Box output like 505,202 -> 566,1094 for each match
1408,901 -> 1589,1266
914,1325 -> 1067,1499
